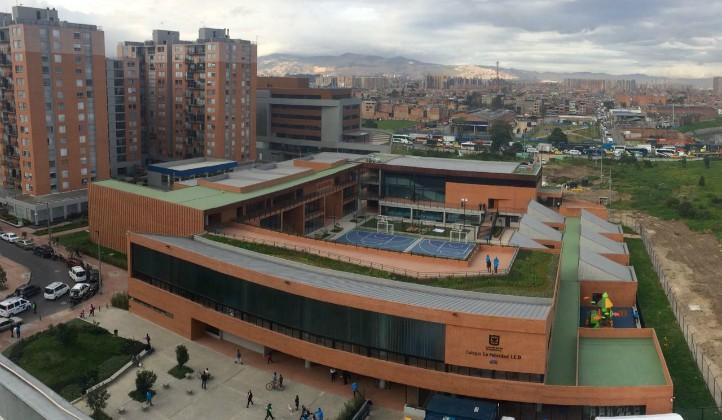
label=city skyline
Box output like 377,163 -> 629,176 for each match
5,0 -> 722,78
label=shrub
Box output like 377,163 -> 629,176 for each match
699,176 -> 706,187
678,200 -> 696,218
665,197 -> 680,208
110,292 -> 129,310
134,370 -> 157,396
56,323 -> 78,347
86,387 -> 110,418
175,344 -> 189,368
336,392 -> 366,420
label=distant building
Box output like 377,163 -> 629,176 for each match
256,77 -> 386,160
713,76 -> 722,95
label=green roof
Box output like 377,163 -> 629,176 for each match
578,337 -> 667,386
94,162 -> 358,211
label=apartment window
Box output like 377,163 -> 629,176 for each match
61,170 -> 69,178
54,54 -> 61,63
55,80 -> 63,88
59,126 -> 66,134
78,114 -> 85,121
14,65 -> 23,73
13,53 -> 23,61
77,102 -> 84,110
73,32 -> 80,40
52,29 -> 60,38
73,44 -> 82,52
62,182 -> 69,189
12,40 -> 21,48
79,135 -> 86,143
80,168 -> 88,175
60,149 -> 68,157
76,79 -> 83,87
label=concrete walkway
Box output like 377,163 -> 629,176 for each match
74,309 -> 402,420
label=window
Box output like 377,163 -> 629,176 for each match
52,29 -> 60,38
61,170 -> 69,178
58,114 -> 65,122
14,65 -> 23,73
80,168 -> 87,175
60,148 -> 68,157
62,181 -> 69,189
79,135 -> 86,143
58,126 -> 66,134
13,53 -> 23,61
76,79 -> 83,87
77,102 -> 84,110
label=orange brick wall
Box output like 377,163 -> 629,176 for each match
89,183 -> 205,252
445,183 -> 537,213
579,280 -> 638,307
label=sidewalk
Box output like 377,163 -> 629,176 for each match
74,309 -> 402,420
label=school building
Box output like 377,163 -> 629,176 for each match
88,154 -> 672,418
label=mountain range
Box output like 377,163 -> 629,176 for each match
258,53 -> 709,87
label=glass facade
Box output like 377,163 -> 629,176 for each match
382,172 -> 445,202
131,244 -> 445,361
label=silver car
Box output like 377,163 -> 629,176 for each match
0,316 -> 22,332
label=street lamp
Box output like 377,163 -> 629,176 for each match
460,198 -> 469,228
95,230 -> 102,294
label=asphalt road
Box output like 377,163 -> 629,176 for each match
0,239 -> 77,322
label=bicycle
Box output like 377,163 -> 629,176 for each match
266,380 -> 284,391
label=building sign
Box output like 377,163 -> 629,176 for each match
464,334 -> 522,364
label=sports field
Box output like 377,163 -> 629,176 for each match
335,229 -> 475,260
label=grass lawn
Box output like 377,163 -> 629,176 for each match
33,218 -> 88,236
373,119 -> 418,131
3,319 -> 145,401
610,159 -> 722,242
678,117 -> 722,133
204,234 -> 557,297
627,238 -> 722,418
55,230 -> 127,269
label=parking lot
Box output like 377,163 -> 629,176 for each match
0,237 -> 87,324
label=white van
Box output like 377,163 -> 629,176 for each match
0,297 -> 31,317
43,281 -> 70,300
68,266 -> 87,283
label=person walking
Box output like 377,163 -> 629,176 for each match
146,390 -> 153,406
493,256 -> 500,274
294,395 -> 300,412
329,367 -> 337,382
279,374 -> 284,389
15,324 -> 20,339
32,302 -> 37,314
246,390 -> 254,408
315,407 -> 324,420
485,254 -> 492,273
342,370 -> 348,385
272,371 -> 277,388
266,349 -> 273,364
201,369 -> 208,390
145,333 -> 151,348
89,304 -> 95,317
265,403 -> 275,420
10,324 -> 14,338
351,382 -> 359,397
235,348 -> 243,364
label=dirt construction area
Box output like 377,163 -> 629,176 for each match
619,210 -> 722,405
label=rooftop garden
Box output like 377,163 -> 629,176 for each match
203,234 -> 558,297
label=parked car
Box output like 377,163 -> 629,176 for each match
68,266 -> 87,283
1,232 -> 20,243
43,281 -> 70,300
12,284 -> 41,299
0,297 -> 31,317
33,245 -> 55,259
69,281 -> 97,304
0,316 -> 22,332
16,239 -> 34,250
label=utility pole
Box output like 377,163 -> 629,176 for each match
45,202 -> 51,244
608,167 -> 613,207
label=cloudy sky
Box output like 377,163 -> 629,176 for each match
4,0 -> 722,77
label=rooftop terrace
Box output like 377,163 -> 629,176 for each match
578,337 -> 667,386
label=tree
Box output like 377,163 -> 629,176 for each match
175,345 -> 189,368
699,176 -> 706,187
490,95 -> 504,110
0,266 -> 6,291
135,370 -> 157,396
489,120 -> 513,152
86,387 -> 110,417
547,127 -> 568,145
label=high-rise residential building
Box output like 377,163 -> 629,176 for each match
113,28 -> 257,166
0,6 -> 109,196
713,76 -> 722,95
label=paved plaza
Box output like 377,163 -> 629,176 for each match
74,309 -> 402,420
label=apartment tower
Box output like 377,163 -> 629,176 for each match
0,6 -> 109,195
112,28 -> 257,165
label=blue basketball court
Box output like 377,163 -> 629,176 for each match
335,230 -> 417,252
410,239 -> 476,260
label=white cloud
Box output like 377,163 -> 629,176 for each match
3,0 -> 722,77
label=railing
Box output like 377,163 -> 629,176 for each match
133,272 -> 543,384
351,399 -> 371,420
639,223 -> 722,411
203,230 -> 510,278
